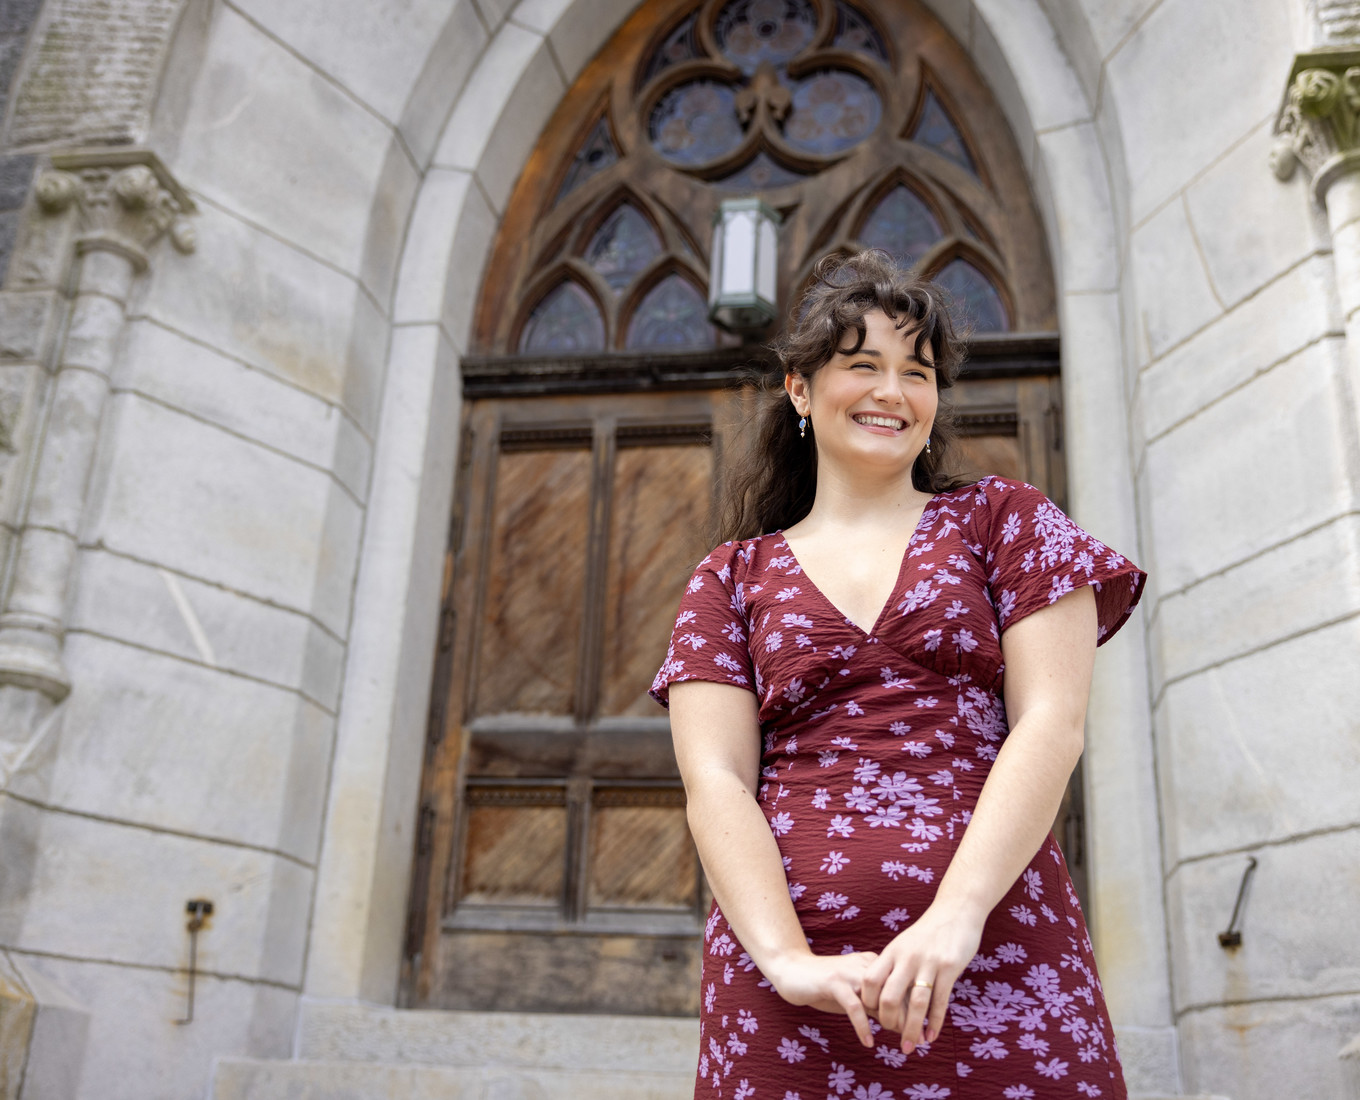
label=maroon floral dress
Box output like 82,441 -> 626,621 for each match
651,477 -> 1145,1100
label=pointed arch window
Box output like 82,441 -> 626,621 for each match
476,0 -> 1055,356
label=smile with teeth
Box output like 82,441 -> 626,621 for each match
852,413 -> 907,430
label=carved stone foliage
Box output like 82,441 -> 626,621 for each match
1310,1 -> 1360,44
34,150 -> 196,270
1273,49 -> 1360,201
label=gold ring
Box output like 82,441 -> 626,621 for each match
913,980 -> 933,989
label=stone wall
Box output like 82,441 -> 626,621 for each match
0,0 -> 1356,1098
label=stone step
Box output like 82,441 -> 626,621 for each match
211,1059 -> 692,1100
294,1002 -> 699,1073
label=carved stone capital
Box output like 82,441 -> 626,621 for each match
33,148 -> 196,272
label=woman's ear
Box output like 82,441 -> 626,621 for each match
784,371 -> 810,417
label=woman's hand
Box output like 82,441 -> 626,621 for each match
766,950 -> 882,1047
859,902 -> 985,1052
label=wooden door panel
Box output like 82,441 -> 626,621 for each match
587,787 -> 697,911
475,446 -> 593,717
458,788 -> 569,908
600,440 -> 715,717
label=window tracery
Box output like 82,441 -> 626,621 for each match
478,0 -> 1055,354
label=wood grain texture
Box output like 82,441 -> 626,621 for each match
474,447 -> 592,716
600,442 -> 715,716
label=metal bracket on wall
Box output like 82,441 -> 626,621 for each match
1217,856 -> 1257,949
176,898 -> 214,1024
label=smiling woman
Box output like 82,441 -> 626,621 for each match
654,249 -> 1146,1099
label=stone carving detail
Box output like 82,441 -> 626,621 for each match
4,0 -> 186,149
1272,51 -> 1360,200
1311,1 -> 1360,44
35,151 -> 196,269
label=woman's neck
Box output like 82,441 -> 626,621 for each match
793,460 -> 932,537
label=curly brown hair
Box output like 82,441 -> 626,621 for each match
716,249 -> 974,542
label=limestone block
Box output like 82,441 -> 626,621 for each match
393,169 -> 476,326
1030,0 -> 1102,107
0,952 -> 35,1100
1037,122 -> 1119,294
29,631 -> 334,861
476,0 -> 517,36
358,139 -> 421,308
1167,833 -> 1360,1011
68,549 -> 344,711
1104,0 -> 1294,224
224,0 -> 454,125
1140,340 -> 1351,593
3,0 -> 180,148
2,953 -> 89,1100
0,363 -> 41,515
397,0 -> 490,169
1177,993 -> 1360,1100
1078,0 -> 1165,58
1342,1032 -> 1360,1100
973,0 -> 1091,133
172,7 -> 397,277
966,12 -> 1036,176
298,1001 -> 700,1071
1150,511 -> 1360,696
1138,254 -> 1341,442
212,1059 -> 694,1100
1129,197 -> 1223,362
305,327 -> 459,1003
539,0 -> 632,86
116,320 -> 369,500
9,805 -> 312,985
432,25 -> 566,215
442,175 -> 498,351
342,285 -> 389,439
1184,121 -> 1326,310
1111,1024 -> 1180,1097
14,952 -> 295,1100
84,394 -> 362,637
0,291 -> 58,363
139,203 -> 360,414
1156,619 -> 1360,866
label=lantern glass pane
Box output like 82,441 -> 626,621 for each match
719,210 -> 758,298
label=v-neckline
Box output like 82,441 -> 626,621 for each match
777,494 -> 938,640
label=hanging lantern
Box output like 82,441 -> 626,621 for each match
708,198 -> 781,333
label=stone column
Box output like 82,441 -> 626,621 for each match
1273,50 -> 1360,394
1273,48 -> 1360,1095
0,150 -> 194,729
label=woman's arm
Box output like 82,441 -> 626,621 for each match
859,584 -> 1098,1050
670,679 -> 879,1046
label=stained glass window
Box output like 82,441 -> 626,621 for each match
641,13 -> 701,86
714,0 -> 817,73
586,205 -> 663,293
935,258 -> 1008,332
911,88 -> 977,176
556,118 -> 620,203
714,151 -> 806,190
783,70 -> 882,156
859,185 -> 941,266
650,81 -> 745,166
626,275 -> 714,349
520,281 -> 607,353
833,1 -> 889,61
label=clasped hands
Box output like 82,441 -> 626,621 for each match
766,903 -> 985,1054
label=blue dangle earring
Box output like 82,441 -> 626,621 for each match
799,416 -> 807,439
925,437 -> 932,454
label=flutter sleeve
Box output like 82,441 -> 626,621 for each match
649,540 -> 758,708
979,477 -> 1146,644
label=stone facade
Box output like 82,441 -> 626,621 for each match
0,1 -> 1356,1098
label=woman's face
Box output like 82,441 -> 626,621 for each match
785,308 -> 938,477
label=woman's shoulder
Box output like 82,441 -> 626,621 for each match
692,532 -> 785,579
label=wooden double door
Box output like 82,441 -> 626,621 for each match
403,361 -> 1076,1015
